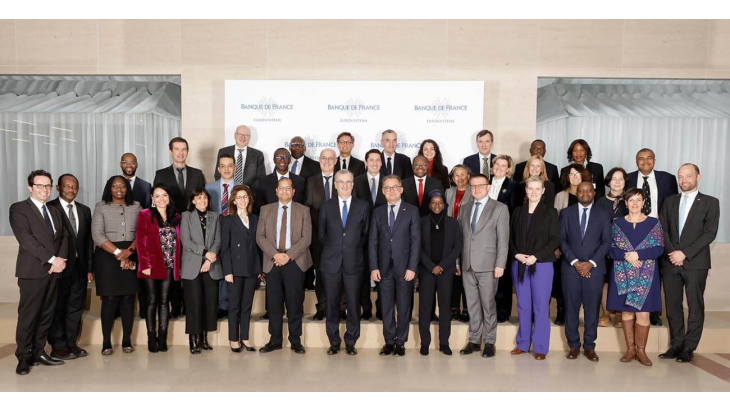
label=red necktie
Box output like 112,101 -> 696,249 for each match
418,178 -> 424,205
221,184 -> 229,216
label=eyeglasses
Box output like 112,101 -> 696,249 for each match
33,184 -> 53,190
277,186 -> 293,191
120,161 -> 137,166
235,133 -> 251,138
413,162 -> 428,167
470,183 -> 488,189
235,195 -> 249,200
382,185 -> 401,192
569,173 -> 581,177
338,140 -> 353,145
274,155 -> 291,161
335,180 -> 354,185
320,157 -> 335,162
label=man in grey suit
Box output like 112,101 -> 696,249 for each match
457,173 -> 509,358
214,124 -> 266,186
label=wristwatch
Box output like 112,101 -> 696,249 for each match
113,248 -> 121,256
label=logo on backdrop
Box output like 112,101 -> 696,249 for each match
239,97 -> 294,122
327,97 -> 381,123
284,135 -> 336,160
414,97 -> 468,123
369,134 -> 421,151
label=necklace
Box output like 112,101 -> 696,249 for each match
430,213 -> 445,230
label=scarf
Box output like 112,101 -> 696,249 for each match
606,191 -> 624,213
612,220 -> 664,310
513,201 -> 546,282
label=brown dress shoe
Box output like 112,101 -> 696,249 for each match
566,348 -> 580,360
634,323 -> 653,366
598,314 -> 611,327
511,348 -> 525,355
584,349 -> 599,362
534,353 -> 546,360
614,314 -> 623,328
620,319 -> 636,362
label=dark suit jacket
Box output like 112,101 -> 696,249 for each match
318,197 -> 370,275
402,176 -> 444,217
9,198 -> 69,279
368,201 -> 421,274
627,170 -> 678,213
380,151 -> 413,180
255,172 -> 306,207
430,164 -> 451,192
560,162 -> 605,198
659,192 -> 720,270
418,215 -> 462,276
513,160 -> 560,187
512,180 -> 556,210
293,155 -> 321,181
47,198 -> 93,276
131,177 -> 152,209
559,203 -> 612,276
153,165 -> 206,214
214,145 -> 266,185
335,155 -> 366,177
493,177 -> 517,213
354,173 -> 386,209
305,173 -> 339,264
509,204 -> 560,262
463,152 -> 496,178
220,214 -> 262,277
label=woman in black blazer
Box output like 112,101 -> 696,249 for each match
220,184 -> 262,353
417,190 -> 462,357
559,139 -> 605,198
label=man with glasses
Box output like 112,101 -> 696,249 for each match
379,129 -> 413,180
255,148 -> 306,208
10,170 -> 69,375
402,155 -> 445,217
319,170 -> 370,355
214,124 -> 266,186
120,153 -> 151,209
457,173 -> 509,358
334,132 -> 366,177
288,136 -> 321,180
463,130 -> 497,182
369,175 -> 421,356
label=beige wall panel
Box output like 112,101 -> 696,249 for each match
16,20 -> 98,66
538,20 -> 623,69
0,65 -> 18,74
98,65 -> 182,75
268,20 -> 356,66
623,20 -> 709,69
357,20 -> 448,67
16,66 -> 99,75
99,20 -> 181,66
708,20 -> 730,69
536,68 -> 624,78
181,20 -> 267,66
356,64 -> 447,80
620,68 -> 708,79
268,64 -> 357,80
707,69 -> 730,79
180,127 -> 225,178
0,20 -> 16,66
448,19 -> 539,68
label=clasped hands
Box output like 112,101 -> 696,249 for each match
371,269 -> 417,282
273,252 -> 290,267
48,257 -> 67,274
200,251 -> 217,273
574,261 -> 593,278
624,251 -> 642,269
668,250 -> 686,267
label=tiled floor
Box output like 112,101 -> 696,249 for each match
1,344 -> 728,391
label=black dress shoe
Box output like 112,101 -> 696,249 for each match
361,311 -> 372,321
327,346 -> 340,355
554,310 -> 565,325
70,346 -> 88,358
497,314 -> 509,323
379,344 -> 394,356
240,341 -> 256,352
16,359 -> 30,375
312,311 -> 325,321
394,345 -> 406,356
676,349 -> 694,363
51,347 -> 78,360
346,346 -> 357,355
420,345 -> 429,356
659,346 -> 683,359
482,343 -> 496,358
650,313 -> 663,326
35,353 -> 65,366
460,342 -> 480,355
200,332 -> 213,350
431,314 -> 439,323
439,345 -> 453,356
259,343 -> 283,353
217,309 -> 228,319
451,310 -> 460,321
230,341 -> 242,353
291,344 -> 306,354
459,311 -> 470,323
340,310 -> 348,320
376,311 -> 383,321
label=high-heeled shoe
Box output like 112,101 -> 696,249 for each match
200,332 -> 213,350
157,330 -> 168,353
230,341 -> 242,353
240,340 -> 256,352
189,334 -> 201,354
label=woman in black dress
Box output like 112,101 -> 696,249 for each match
559,139 -> 605,198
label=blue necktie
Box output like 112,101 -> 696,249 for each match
42,204 -> 54,233
389,205 -> 395,233
470,201 -> 481,233
324,176 -> 331,201
678,194 -> 689,238
291,160 -> 298,175
370,177 -> 377,204
342,201 -> 348,228
580,207 -> 588,239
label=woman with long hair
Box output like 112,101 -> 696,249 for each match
418,139 -> 451,189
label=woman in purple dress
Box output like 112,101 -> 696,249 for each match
607,188 -> 664,367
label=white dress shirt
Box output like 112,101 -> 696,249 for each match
126,175 -> 136,189
413,176 -> 426,197
338,196 -> 352,220
387,199 -> 402,221
30,197 -> 56,263
470,196 -> 489,226
340,156 -> 350,170
679,189 -> 699,225
58,197 -> 79,233
290,157 -> 302,175
636,170 -> 659,218
383,153 -> 395,174
234,145 -> 248,168
276,201 -> 293,251
570,202 -> 597,268
489,176 -> 505,200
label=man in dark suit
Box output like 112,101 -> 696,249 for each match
489,155 -> 517,322
255,148 -> 306,208
627,148 -> 678,326
659,163 -> 720,363
559,181 -> 612,362
46,174 -> 92,361
154,136 -> 206,317
120,153 -> 152,208
305,148 -> 339,319
402,155 -> 445,217
9,170 -> 69,375
334,132 -> 366,177
213,124 -> 266,186
369,175 -> 421,356
206,154 -> 236,317
379,129 -> 413,180
512,139 -> 560,187
288,136 -> 321,181
463,129 -> 497,181
319,170 -> 370,355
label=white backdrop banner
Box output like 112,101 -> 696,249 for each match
225,80 -> 484,173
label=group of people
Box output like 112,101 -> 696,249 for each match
9,125 -> 720,376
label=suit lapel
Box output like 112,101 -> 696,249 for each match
680,192 -> 704,242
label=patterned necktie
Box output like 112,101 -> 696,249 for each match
678,194 -> 689,238
221,184 -> 229,216
471,201 -> 481,233
641,176 -> 652,215
67,203 -> 77,235
370,177 -> 377,204
176,167 -> 185,190
389,205 -> 395,233
343,158 -> 347,170
279,205 -> 288,253
482,157 -> 489,175
291,160 -> 299,175
324,176 -> 331,201
342,200 -> 348,228
235,149 -> 244,185
418,178 -> 424,205
580,207 -> 588,239
42,204 -> 54,233
386,157 -> 393,175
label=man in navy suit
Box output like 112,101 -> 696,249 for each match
319,170 -> 370,355
379,129 -> 413,180
512,140 -> 560,187
369,175 -> 421,356
120,153 -> 151,209
288,136 -> 321,181
463,129 -> 497,182
627,148 -> 678,326
402,155 -> 445,217
559,181 -> 612,362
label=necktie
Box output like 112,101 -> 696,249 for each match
42,204 -> 54,233
678,194 -> 689,238
176,167 -> 185,190
389,205 -> 395,233
291,160 -> 299,175
279,205 -> 288,253
342,200 -> 348,228
418,178 -> 424,205
221,184 -> 229,216
471,201 -> 481,233
386,157 -> 393,175
67,204 -> 77,235
641,176 -> 651,215
343,158 -> 347,170
324,176 -> 331,201
482,157 -> 489,175
580,207 -> 588,239
235,149 -> 244,185
370,177 -> 377,204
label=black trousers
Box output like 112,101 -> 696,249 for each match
227,275 -> 258,341
495,263 -> 513,318
49,268 -> 87,350
379,263 -> 414,346
183,273 -> 219,334
451,274 -> 468,313
266,262 -> 305,346
663,267 -> 708,350
419,271 -> 454,347
137,278 -> 148,316
15,275 -> 59,360
169,278 -> 183,313
100,294 -> 135,348
552,259 -> 564,310
323,267 -> 362,347
142,268 -> 173,334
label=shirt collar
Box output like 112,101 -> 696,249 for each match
682,190 -> 699,200
59,197 -> 75,208
388,199 -> 402,208
235,145 -> 248,152
126,175 -> 136,183
338,195 -> 352,202
580,202 -> 594,211
368,172 -> 380,179
276,172 -> 290,180
639,170 -> 655,179
220,178 -> 233,186
278,201 -> 292,208
479,152 -> 491,161
29,197 -> 46,209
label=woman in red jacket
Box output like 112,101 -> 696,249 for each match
137,183 -> 181,353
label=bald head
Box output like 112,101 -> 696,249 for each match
319,148 -> 337,173
234,125 -> 251,148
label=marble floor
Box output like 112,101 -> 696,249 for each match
1,344 -> 728,392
